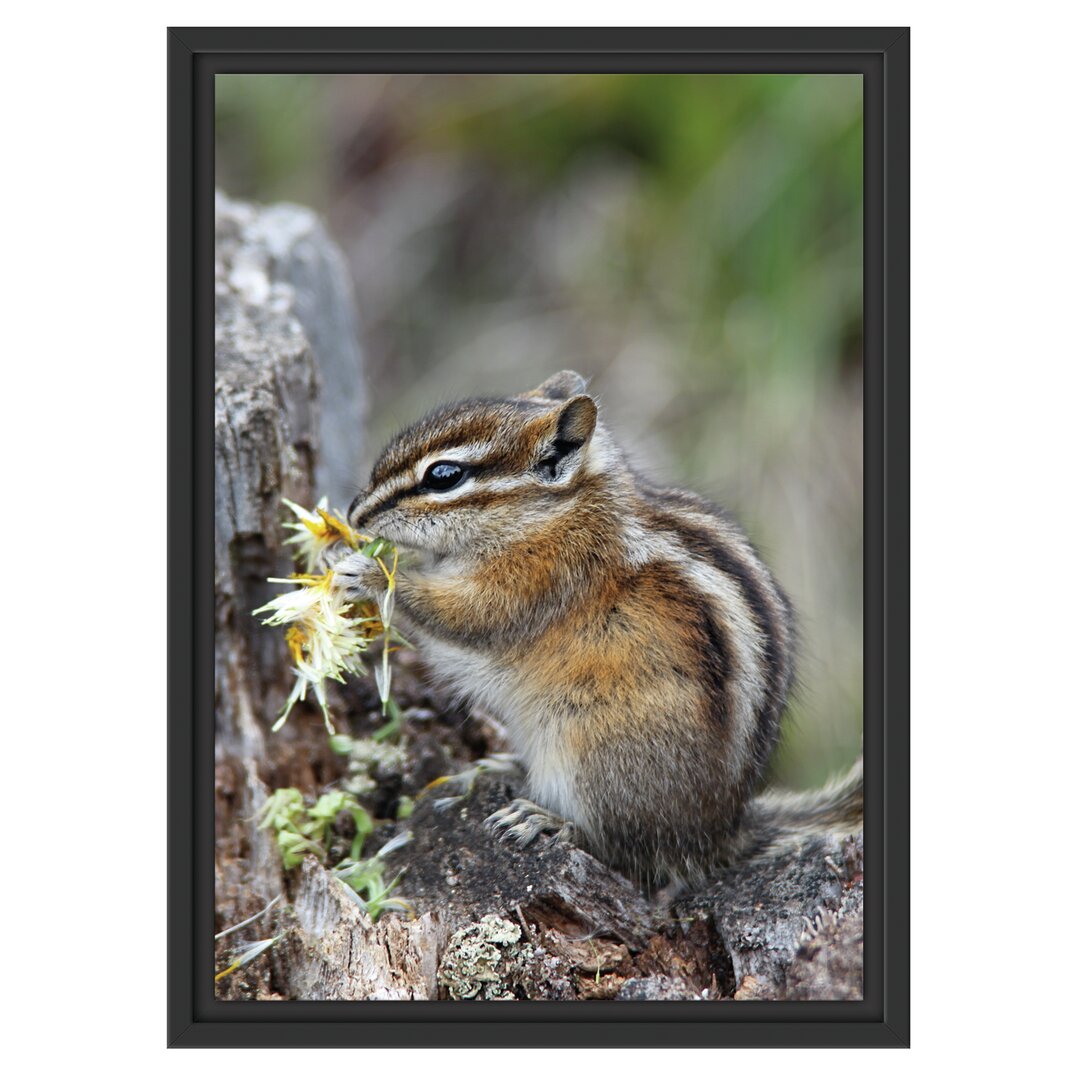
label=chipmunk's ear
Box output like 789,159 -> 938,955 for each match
555,394 -> 598,448
535,394 -> 598,481
523,370 -> 589,401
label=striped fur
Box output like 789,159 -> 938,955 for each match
338,371 -> 861,887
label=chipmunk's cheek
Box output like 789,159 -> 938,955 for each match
389,510 -> 450,555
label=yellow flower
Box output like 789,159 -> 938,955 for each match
281,496 -> 360,573
254,571 -> 335,625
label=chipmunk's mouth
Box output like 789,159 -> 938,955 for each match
366,513 -> 429,554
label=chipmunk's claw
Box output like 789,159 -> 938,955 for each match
484,798 -> 575,849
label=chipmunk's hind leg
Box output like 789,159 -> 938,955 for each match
484,799 -> 576,848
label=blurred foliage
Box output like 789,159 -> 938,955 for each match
216,74 -> 863,789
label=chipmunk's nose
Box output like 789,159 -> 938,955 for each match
347,490 -> 370,530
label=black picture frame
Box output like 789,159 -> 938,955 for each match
169,26 -> 909,1048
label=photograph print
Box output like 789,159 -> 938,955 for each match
212,70 -> 867,1005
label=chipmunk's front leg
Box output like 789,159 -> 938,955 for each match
330,548 -> 463,642
343,562 -> 520,648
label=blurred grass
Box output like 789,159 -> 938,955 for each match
216,74 -> 863,790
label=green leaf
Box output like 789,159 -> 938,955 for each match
360,537 -> 392,559
372,695 -> 403,742
347,801 -> 375,861
258,788 -> 304,830
309,792 -> 347,821
350,804 -> 374,836
328,733 -> 354,755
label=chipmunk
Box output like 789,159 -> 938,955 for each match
333,371 -> 862,889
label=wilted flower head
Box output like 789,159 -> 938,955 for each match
254,498 -> 400,735
281,496 -> 360,573
253,570 -> 383,733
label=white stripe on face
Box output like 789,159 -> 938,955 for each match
351,442 -> 497,525
356,420 -> 607,524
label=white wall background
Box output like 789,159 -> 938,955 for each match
2,2 -> 1076,1073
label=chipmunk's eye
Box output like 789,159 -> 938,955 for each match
421,461 -> 467,492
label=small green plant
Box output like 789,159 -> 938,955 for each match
258,787 -> 374,869
328,731 -> 407,800
371,694 -> 404,742
306,791 -> 375,861
333,834 -> 413,919
258,790 -> 411,920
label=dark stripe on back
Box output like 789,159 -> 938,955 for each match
634,563 -> 736,735
686,585 -> 736,739
643,499 -> 793,775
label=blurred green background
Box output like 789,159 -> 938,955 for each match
216,74 -> 863,789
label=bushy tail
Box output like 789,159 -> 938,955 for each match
733,757 -> 864,862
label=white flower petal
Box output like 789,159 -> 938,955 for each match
374,646 -> 391,704
379,587 -> 395,628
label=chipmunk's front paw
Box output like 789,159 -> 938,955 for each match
315,539 -> 353,575
330,550 -> 387,598
484,799 -> 575,849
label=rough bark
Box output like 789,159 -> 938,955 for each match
213,193 -> 864,1004
215,191 -> 367,502
214,192 -> 348,994
283,860 -> 446,1000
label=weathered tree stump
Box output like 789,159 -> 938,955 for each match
214,191 -> 360,996
213,193 -> 864,1003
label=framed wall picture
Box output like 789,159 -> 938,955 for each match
169,26 -> 909,1047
